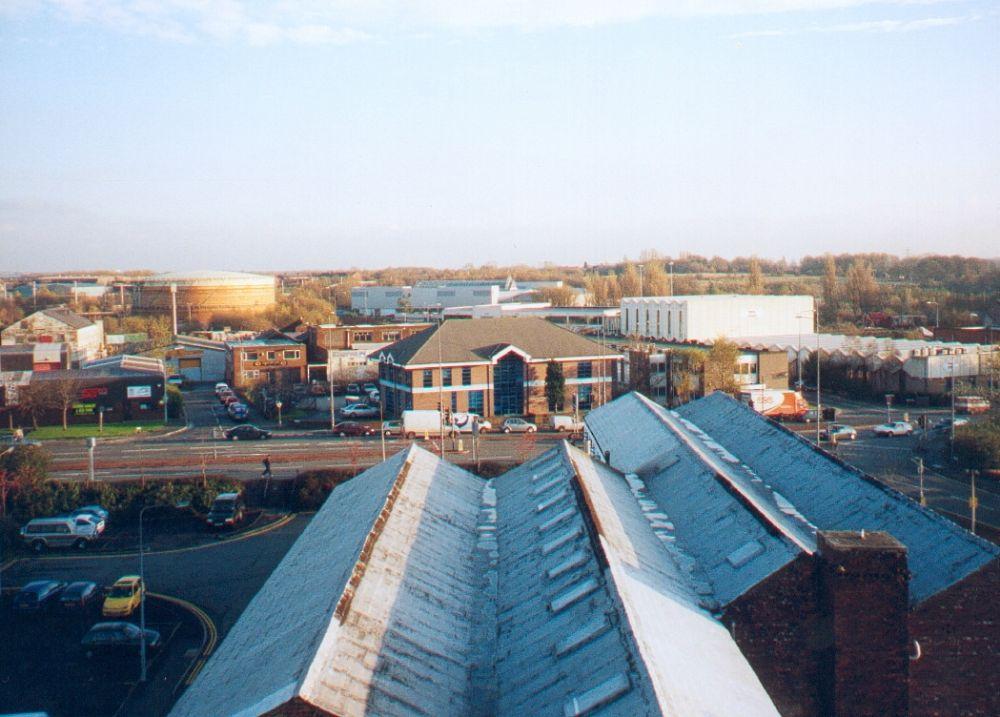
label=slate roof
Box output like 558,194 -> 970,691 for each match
376,317 -> 619,366
585,392 -> 805,607
38,307 -> 94,329
491,443 -> 779,717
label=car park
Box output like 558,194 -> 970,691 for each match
502,417 -> 537,433
341,403 -> 380,419
82,622 -> 161,657
820,424 -> 858,441
102,576 -> 144,618
873,421 -> 914,437
224,424 -> 271,441
60,581 -> 101,611
334,421 -> 376,437
206,492 -> 245,528
20,516 -> 100,552
363,382 -> 378,395
13,581 -> 67,613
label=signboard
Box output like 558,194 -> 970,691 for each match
80,387 -> 109,400
73,402 -> 96,415
127,385 -> 152,399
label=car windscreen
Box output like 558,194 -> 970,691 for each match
108,585 -> 134,598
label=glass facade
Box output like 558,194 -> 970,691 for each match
493,355 -> 525,415
443,368 -> 452,387
468,390 -> 484,414
577,361 -> 592,379
578,385 -> 593,410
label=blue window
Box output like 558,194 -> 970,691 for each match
577,361 -> 592,379
443,368 -> 452,387
423,369 -> 433,388
451,392 -> 458,412
462,367 -> 472,386
578,385 -> 593,411
493,354 -> 525,415
469,390 -> 484,414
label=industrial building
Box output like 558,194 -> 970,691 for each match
350,285 -> 412,316
620,294 -> 815,342
374,317 -> 620,419
1,307 -> 105,361
585,391 -> 999,717
162,335 -> 228,384
170,443 -> 781,717
133,270 -> 276,325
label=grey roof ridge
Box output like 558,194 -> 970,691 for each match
561,441 -> 708,609
710,394 -> 1000,560
294,443 -> 423,705
631,392 -> 818,555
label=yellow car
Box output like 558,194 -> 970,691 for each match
102,575 -> 144,618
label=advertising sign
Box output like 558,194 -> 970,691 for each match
127,385 -> 153,399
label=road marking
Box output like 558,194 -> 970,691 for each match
149,592 -> 218,689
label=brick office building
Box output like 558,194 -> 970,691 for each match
373,317 -> 621,419
586,391 -> 999,717
226,331 -> 307,391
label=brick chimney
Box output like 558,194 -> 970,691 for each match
817,530 -> 910,717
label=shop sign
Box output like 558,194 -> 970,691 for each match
127,385 -> 153,398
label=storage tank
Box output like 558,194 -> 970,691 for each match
134,271 -> 276,325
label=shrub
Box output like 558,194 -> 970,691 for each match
954,421 -> 1000,472
293,468 -> 356,511
166,385 -> 184,419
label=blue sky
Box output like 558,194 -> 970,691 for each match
1,1 -> 997,272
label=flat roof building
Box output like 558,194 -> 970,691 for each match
621,295 -> 815,342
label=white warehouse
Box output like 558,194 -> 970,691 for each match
621,294 -> 816,342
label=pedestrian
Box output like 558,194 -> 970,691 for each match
262,455 -> 272,478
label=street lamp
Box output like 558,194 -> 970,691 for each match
275,400 -> 283,428
946,360 -> 957,460
797,310 -> 822,444
925,301 -> 939,329
138,499 -> 189,682
668,261 -> 674,297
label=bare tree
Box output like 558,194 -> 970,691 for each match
16,382 -> 59,430
49,376 -> 85,430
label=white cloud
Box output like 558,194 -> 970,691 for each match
730,13 -> 971,38
1,1 -> 974,44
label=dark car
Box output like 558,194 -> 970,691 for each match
224,424 -> 272,441
13,580 -> 68,613
82,622 -> 161,656
206,492 -> 245,529
335,421 -> 375,437
60,581 -> 101,610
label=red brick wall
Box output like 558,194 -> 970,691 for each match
722,554 -> 822,717
908,559 -> 1000,717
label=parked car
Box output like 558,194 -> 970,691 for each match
933,417 -> 970,432
214,382 -> 230,395
873,421 -> 914,437
955,396 -> 991,414
224,424 -> 272,441
819,424 -> 858,442
502,417 -> 538,434
166,374 -> 185,386
102,576 -> 144,618
382,420 -> 403,437
550,415 -> 585,432
13,580 -> 67,613
334,421 -> 376,437
71,505 -> 110,523
60,581 -> 101,610
222,394 -> 241,407
206,492 -> 245,528
227,403 -> 249,421
341,403 -> 380,419
82,622 -> 161,656
347,383 -> 361,396
367,390 -> 381,404
20,516 -> 100,552
68,513 -> 106,535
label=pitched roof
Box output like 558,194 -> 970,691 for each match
587,391 -> 998,606
584,393 -> 805,608
492,444 -> 780,717
38,307 -> 94,329
169,446 -> 486,717
376,317 -> 618,366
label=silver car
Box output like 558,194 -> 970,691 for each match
501,417 -> 537,434
20,516 -> 100,552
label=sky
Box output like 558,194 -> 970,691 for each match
1,1 -> 998,272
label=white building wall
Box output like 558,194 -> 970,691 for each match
351,286 -> 411,315
621,295 -> 815,342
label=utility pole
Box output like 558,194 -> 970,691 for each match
913,457 -> 925,506
87,437 -> 96,483
638,265 -> 645,297
815,309 -> 821,446
949,361 -> 956,461
969,470 -> 978,535
170,283 -> 178,338
437,316 -> 444,457
668,261 -> 674,297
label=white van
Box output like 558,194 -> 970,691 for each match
401,410 -> 449,439
550,415 -> 585,432
20,516 -> 100,552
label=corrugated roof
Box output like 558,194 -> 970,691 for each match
37,307 -> 94,329
584,393 -> 803,607
491,444 -> 780,717
377,317 -> 619,366
675,392 -> 1000,605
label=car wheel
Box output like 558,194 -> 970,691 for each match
528,426 -> 536,433
556,427 -> 565,432
73,538 -> 88,551
31,540 -> 46,554
503,427 -> 512,433
264,434 -> 271,439
406,432 -> 416,439
231,435 -> 239,441
339,431 -> 347,437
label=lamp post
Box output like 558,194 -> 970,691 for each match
138,499 -> 189,681
638,264 -> 645,297
797,310 -> 821,442
925,301 -> 939,329
275,400 -> 283,428
947,360 -> 956,460
668,261 -> 674,297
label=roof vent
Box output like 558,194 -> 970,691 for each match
726,540 -> 764,568
536,489 -> 569,513
539,508 -> 576,533
531,475 -> 566,496
549,577 -> 599,613
563,673 -> 631,717
547,551 -> 588,580
541,525 -> 583,555
554,615 -> 610,657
